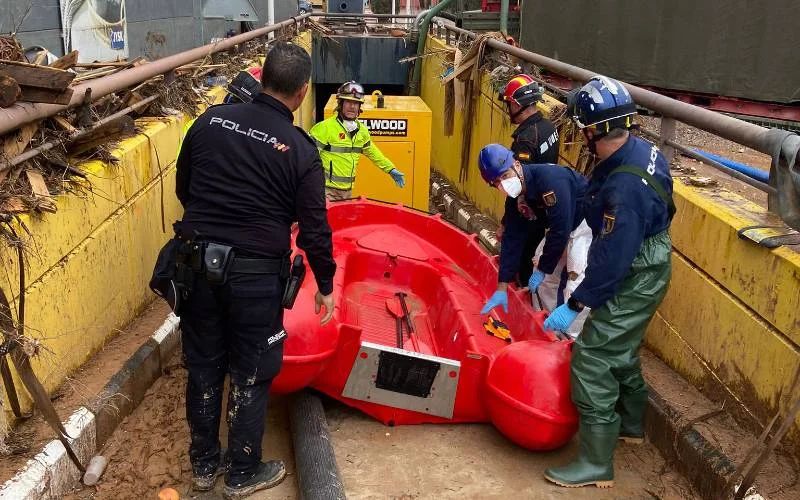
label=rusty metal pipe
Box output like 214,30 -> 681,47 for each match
0,15 -> 311,137
0,94 -> 159,174
482,38 -> 771,155
432,21 -> 772,156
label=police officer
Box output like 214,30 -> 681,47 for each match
543,76 -> 675,488
476,144 -> 587,320
497,74 -> 561,286
309,81 -> 406,201
174,42 -> 336,499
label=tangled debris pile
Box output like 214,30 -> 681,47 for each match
0,35 -> 266,223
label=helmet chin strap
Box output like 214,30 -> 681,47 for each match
509,102 -> 533,121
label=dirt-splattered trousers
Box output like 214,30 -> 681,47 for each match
180,270 -> 285,483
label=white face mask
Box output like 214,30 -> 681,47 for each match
500,176 -> 523,198
342,120 -> 359,133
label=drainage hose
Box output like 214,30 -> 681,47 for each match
692,148 -> 770,183
289,390 -> 346,500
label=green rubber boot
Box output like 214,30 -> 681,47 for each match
544,421 -> 619,488
618,390 -> 648,444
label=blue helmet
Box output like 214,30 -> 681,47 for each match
478,144 -> 515,184
572,76 -> 637,134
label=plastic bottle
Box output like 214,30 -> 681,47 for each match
205,75 -> 228,87
83,455 -> 108,485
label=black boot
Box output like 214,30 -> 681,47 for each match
544,421 -> 619,488
223,460 -> 286,499
192,449 -> 230,492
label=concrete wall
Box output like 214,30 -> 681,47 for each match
0,87 -> 225,420
0,28 -> 309,422
419,36 -> 800,448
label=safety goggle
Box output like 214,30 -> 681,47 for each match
341,86 -> 364,100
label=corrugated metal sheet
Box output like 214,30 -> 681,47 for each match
519,0 -> 800,104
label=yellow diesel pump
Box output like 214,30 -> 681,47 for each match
323,91 -> 432,210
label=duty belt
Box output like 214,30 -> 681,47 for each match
230,257 -> 285,275
315,138 -> 371,154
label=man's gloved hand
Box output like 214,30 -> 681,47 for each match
543,303 -> 579,333
388,168 -> 406,188
480,290 -> 508,315
525,270 -> 545,293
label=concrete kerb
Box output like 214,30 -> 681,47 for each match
0,313 -> 181,500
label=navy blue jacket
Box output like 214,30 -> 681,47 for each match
571,135 -> 674,309
499,163 -> 587,283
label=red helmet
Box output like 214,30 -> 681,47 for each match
499,74 -> 543,109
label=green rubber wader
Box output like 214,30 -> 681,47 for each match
571,230 -> 672,429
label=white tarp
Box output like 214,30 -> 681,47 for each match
60,0 -> 129,62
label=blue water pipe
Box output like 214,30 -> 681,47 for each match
692,148 -> 770,184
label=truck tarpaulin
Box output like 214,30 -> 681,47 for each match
519,0 -> 800,105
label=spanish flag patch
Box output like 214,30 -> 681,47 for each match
518,152 -> 531,161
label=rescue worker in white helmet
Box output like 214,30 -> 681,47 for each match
309,81 -> 406,201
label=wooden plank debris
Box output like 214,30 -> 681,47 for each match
0,73 -> 21,108
0,60 -> 75,89
18,86 -> 74,105
50,50 -> 79,70
25,170 -> 57,213
52,115 -> 77,134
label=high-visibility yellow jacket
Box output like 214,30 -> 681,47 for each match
309,115 -> 394,190
177,118 -> 196,157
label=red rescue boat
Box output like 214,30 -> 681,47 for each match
273,199 -> 578,451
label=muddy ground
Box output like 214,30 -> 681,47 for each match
4,306 -> 797,499
59,352 -> 697,500
0,301 -> 172,484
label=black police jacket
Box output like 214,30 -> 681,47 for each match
175,93 -> 336,295
511,111 -> 560,164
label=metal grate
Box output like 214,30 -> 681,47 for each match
375,351 -> 441,398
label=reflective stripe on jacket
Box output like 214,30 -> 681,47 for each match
309,115 -> 394,190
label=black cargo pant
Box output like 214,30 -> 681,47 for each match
180,270 -> 285,483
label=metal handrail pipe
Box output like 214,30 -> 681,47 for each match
0,14 -> 311,137
430,21 -> 772,156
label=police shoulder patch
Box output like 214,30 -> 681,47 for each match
602,212 -> 616,235
542,190 -> 557,207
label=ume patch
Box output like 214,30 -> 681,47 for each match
359,118 -> 408,136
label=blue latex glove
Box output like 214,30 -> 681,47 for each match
527,270 -> 545,293
543,303 -> 579,333
389,168 -> 406,188
480,290 -> 508,315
